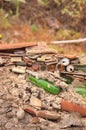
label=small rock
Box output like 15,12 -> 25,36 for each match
0,99 -> 4,104
0,108 -> 6,115
12,66 -> 26,74
10,57 -> 22,62
6,111 -> 14,118
39,118 -> 49,125
10,88 -> 19,96
52,102 -> 61,109
79,56 -> 86,65
20,113 -> 32,124
72,79 -> 83,87
32,92 -> 39,97
36,110 -> 60,120
24,105 -> 36,115
31,117 -> 40,124
30,96 -> 42,108
0,57 -> 5,65
16,108 -> 25,120
5,122 -> 14,129
61,114 -> 83,128
31,87 -> 37,93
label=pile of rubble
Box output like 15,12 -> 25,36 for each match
0,43 -> 86,130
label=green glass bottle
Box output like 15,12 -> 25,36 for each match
29,75 -> 60,95
75,87 -> 86,97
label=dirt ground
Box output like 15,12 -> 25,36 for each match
0,63 -> 86,130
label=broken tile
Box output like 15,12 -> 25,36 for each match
10,57 -> 22,62
12,66 -> 26,74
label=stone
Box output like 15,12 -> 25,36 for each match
16,108 -> 25,120
10,57 -> 22,62
5,122 -> 14,129
79,56 -> 86,65
10,88 -> 19,96
0,99 -> 4,104
60,114 -> 83,128
12,66 -> 26,74
30,117 -> 40,124
52,102 -> 61,109
0,116 -> 7,126
0,108 -> 6,115
72,79 -> 83,87
6,111 -> 14,118
20,113 -> 32,124
24,105 -> 36,115
30,96 -> 42,108
36,110 -> 60,120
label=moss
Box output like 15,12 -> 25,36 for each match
55,29 -> 81,40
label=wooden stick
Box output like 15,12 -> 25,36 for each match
61,71 -> 86,77
61,71 -> 86,80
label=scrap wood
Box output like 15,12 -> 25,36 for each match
49,71 -> 66,82
61,99 -> 86,116
74,64 -> 86,72
0,42 -> 37,50
56,54 -> 77,59
61,71 -> 86,80
0,52 -> 25,57
26,48 -> 57,54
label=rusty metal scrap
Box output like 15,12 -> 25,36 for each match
0,42 -> 37,50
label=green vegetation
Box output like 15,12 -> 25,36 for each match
75,87 -> 86,97
31,24 -> 38,33
54,0 -> 84,18
38,0 -> 86,20
55,29 -> 81,40
0,9 -> 11,29
4,0 -> 26,16
38,0 -> 49,6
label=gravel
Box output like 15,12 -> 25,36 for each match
0,66 -> 86,130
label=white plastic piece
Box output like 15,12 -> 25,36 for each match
66,65 -> 74,72
60,58 -> 70,66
